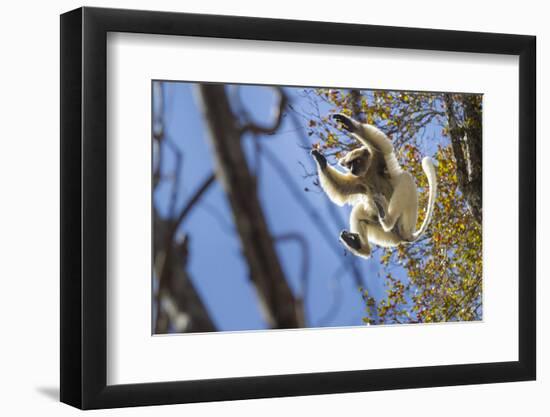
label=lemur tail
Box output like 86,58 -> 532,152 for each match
412,157 -> 437,241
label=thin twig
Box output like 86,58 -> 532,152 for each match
165,137 -> 183,219
316,263 -> 346,327
170,173 -> 216,236
199,201 -> 236,235
274,232 -> 311,301
240,87 -> 288,135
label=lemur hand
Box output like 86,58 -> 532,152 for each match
311,149 -> 327,169
333,113 -> 358,133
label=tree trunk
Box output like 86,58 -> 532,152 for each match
197,84 -> 304,329
444,94 -> 483,223
154,214 -> 217,333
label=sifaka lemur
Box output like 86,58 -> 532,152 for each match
311,114 -> 437,259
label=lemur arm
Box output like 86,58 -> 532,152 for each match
333,114 -> 402,178
311,149 -> 364,206
333,114 -> 394,154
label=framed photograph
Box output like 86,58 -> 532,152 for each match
60,6 -> 536,409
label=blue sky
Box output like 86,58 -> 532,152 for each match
153,82 -> 437,332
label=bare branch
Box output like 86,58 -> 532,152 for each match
165,138 -> 183,219
274,232 -> 311,300
197,84 -> 303,329
316,263 -> 346,327
240,87 -> 288,135
154,230 -> 217,333
152,80 -> 218,333
199,201 -> 236,235
171,172 -> 216,235
274,232 -> 311,326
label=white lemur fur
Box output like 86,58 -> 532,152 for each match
311,114 -> 437,259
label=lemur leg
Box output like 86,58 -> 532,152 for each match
377,194 -> 402,233
340,205 -> 372,259
377,174 -> 417,239
372,193 -> 388,219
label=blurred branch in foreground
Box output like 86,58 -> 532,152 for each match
197,84 -> 304,329
153,81 -> 216,334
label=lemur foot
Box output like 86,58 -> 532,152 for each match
340,230 -> 361,250
332,113 -> 358,133
310,149 -> 327,169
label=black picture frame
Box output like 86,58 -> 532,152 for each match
60,6 -> 536,410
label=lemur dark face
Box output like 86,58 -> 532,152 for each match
338,147 -> 371,177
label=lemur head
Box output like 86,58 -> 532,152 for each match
338,147 -> 372,177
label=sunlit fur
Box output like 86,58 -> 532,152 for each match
312,114 -> 437,259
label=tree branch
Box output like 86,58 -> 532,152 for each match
152,81 -> 217,333
444,94 -> 482,223
240,87 -> 288,135
274,232 -> 311,300
197,84 -> 303,329
171,173 -> 216,236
